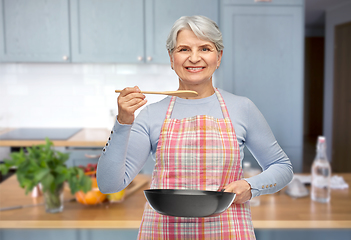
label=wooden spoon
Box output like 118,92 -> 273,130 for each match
115,90 -> 198,98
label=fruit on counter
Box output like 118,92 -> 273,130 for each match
78,163 -> 97,176
75,163 -> 126,205
75,178 -> 107,205
75,164 -> 106,205
107,189 -> 125,203
75,189 -> 106,205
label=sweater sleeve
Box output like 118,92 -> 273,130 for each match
243,99 -> 293,198
96,107 -> 152,194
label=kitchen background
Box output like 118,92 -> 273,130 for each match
0,0 -> 351,239
1,0 -> 350,174
0,63 -> 178,129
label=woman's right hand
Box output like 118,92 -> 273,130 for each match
117,86 -> 147,124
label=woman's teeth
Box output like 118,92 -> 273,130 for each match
187,67 -> 203,70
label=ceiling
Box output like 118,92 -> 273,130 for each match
305,0 -> 350,28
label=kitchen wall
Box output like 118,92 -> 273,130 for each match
324,1 -> 351,161
0,63 -> 179,130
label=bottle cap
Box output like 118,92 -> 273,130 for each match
318,136 -> 326,143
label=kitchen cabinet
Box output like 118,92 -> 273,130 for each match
71,0 -> 219,63
217,0 -> 304,171
64,148 -> 155,174
0,230 -> 139,240
64,148 -> 101,168
0,0 -> 70,62
69,0 -> 144,63
0,0 -> 218,63
0,230 -> 77,240
144,0 -> 219,63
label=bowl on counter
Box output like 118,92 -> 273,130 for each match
144,189 -> 236,218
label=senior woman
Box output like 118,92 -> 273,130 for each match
97,15 -> 293,239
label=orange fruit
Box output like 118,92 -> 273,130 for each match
91,178 -> 99,188
75,178 -> 106,205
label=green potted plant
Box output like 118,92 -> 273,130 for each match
0,138 -> 92,213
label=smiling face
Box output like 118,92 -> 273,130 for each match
170,29 -> 223,91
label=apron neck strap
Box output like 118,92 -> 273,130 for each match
165,88 -> 230,119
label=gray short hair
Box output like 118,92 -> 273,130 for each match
166,15 -> 224,54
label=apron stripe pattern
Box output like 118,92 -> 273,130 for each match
138,89 -> 255,239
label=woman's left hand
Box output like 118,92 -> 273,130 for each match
223,180 -> 252,204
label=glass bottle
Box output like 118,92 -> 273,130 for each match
311,136 -> 331,203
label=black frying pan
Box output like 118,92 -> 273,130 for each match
144,189 -> 236,218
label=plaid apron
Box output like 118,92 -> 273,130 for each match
138,89 -> 255,239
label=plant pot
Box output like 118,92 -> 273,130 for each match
43,184 -> 64,213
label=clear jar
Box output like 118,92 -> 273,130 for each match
43,184 -> 64,213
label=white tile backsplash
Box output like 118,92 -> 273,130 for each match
0,63 -> 178,129
6,85 -> 29,96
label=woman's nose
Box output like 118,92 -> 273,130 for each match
188,51 -> 201,63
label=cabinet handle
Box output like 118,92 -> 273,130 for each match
62,55 -> 69,61
84,153 -> 101,159
147,56 -> 152,62
137,56 -> 143,61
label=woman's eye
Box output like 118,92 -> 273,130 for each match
180,48 -> 188,52
201,48 -> 209,52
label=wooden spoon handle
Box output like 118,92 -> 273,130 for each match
114,90 -> 198,97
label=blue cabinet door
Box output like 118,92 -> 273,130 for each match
0,0 -> 70,63
218,2 -> 304,171
70,0 -> 144,63
64,148 -> 102,168
145,0 -> 219,64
